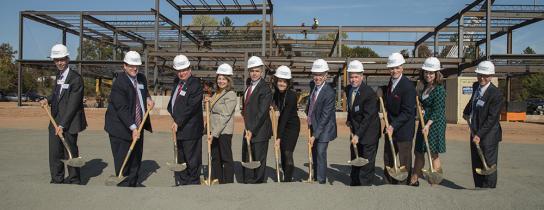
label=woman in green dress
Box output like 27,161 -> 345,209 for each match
409,57 -> 447,186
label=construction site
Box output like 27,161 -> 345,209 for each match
1,0 -> 544,209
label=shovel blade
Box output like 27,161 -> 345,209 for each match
105,175 -> 126,186
476,164 -> 497,176
167,162 -> 187,172
241,161 -> 261,169
63,157 -> 85,168
422,169 -> 444,184
348,157 -> 369,167
386,166 -> 408,182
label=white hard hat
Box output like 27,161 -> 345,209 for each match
475,61 -> 495,75
274,65 -> 292,79
173,54 -> 190,70
247,56 -> 264,69
123,51 -> 142,66
386,52 -> 405,68
311,59 -> 329,73
50,44 -> 69,59
421,57 -> 442,72
347,60 -> 364,73
216,63 -> 233,75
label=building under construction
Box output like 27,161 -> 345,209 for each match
15,0 -> 544,113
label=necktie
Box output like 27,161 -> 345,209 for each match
471,86 -> 481,126
52,72 -> 64,102
134,79 -> 142,126
307,87 -> 318,125
350,88 -> 357,109
243,85 -> 253,117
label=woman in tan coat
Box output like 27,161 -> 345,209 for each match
206,64 -> 238,183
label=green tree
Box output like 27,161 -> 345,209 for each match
520,73 -> 544,100
0,43 -> 38,94
523,46 -> 536,54
400,49 -> 410,58
342,46 -> 379,58
417,44 -> 432,58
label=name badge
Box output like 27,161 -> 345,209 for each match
354,105 -> 360,112
137,84 -> 144,90
476,99 -> 485,107
180,90 -> 187,96
57,80 -> 64,85
61,84 -> 70,89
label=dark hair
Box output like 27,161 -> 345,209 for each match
215,75 -> 233,91
419,70 -> 444,88
274,77 -> 292,89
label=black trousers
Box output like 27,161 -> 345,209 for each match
350,142 -> 378,186
471,141 -> 499,188
280,140 -> 297,182
109,134 -> 144,187
174,138 -> 202,185
211,134 -> 234,184
48,129 -> 80,184
383,137 -> 412,185
241,138 -> 268,184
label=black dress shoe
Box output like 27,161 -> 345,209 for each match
409,181 -> 420,187
350,182 -> 361,186
318,181 -> 326,184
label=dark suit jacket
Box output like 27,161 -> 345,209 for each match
167,76 -> 204,140
274,89 -> 301,146
345,83 -> 381,145
305,83 -> 337,142
385,75 -> 416,142
463,82 -> 503,145
105,72 -> 152,140
47,69 -> 87,134
242,79 -> 272,142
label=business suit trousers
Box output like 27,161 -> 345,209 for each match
211,134 -> 234,184
49,129 -> 80,184
471,141 -> 499,188
312,141 -> 329,183
280,141 -> 297,182
109,134 -> 143,187
241,138 -> 268,184
383,137 -> 412,185
174,138 -> 202,185
350,142 -> 378,186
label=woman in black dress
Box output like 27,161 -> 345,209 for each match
273,65 -> 301,182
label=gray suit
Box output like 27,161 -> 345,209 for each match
305,82 -> 337,183
209,90 -> 237,183
210,90 -> 237,138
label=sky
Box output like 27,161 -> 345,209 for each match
0,0 -> 542,59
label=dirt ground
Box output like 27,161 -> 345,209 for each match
1,102 -> 543,209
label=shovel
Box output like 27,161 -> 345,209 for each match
269,106 -> 281,182
105,107 -> 151,186
201,100 -> 219,186
416,97 -> 443,184
41,104 -> 85,168
467,120 -> 497,176
166,128 -> 186,172
347,134 -> 369,167
378,97 -> 408,182
303,126 -> 314,183
241,129 -> 261,169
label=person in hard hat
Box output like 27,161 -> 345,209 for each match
39,44 -> 87,184
463,61 -> 503,189
410,57 -> 447,186
241,56 -> 273,184
344,60 -> 381,186
167,54 -> 204,186
305,59 -> 337,184
272,65 -> 300,182
383,52 -> 416,185
105,51 -> 154,187
206,63 -> 237,184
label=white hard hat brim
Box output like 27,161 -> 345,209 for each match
421,66 -> 442,72
386,60 -> 405,68
247,63 -> 264,69
475,69 -> 494,75
174,63 -> 190,70
124,60 -> 142,66
274,74 -> 292,79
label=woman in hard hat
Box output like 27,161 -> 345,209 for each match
207,63 -> 237,184
272,66 -> 301,182
463,61 -> 503,189
410,57 -> 447,186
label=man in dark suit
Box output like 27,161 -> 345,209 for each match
345,60 -> 381,186
305,59 -> 337,184
39,44 -> 87,184
383,53 -> 416,185
463,61 -> 503,189
241,56 -> 272,184
167,54 -> 204,186
104,51 -> 154,187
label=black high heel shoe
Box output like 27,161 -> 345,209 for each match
409,181 -> 420,187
